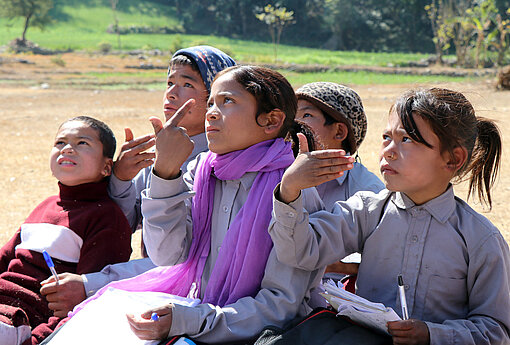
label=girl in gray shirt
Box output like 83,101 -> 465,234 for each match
270,87 -> 509,345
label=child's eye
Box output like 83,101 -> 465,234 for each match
55,140 -> 65,146
167,81 -> 174,87
184,82 -> 193,88
402,136 -> 413,143
78,140 -> 89,145
302,113 -> 312,118
207,101 -> 214,109
382,134 -> 391,141
224,97 -> 234,104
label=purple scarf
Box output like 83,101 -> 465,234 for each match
70,138 -> 294,316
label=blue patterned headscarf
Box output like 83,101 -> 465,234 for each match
170,45 -> 236,92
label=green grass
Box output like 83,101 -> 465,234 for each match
0,2 -> 434,67
282,70 -> 482,87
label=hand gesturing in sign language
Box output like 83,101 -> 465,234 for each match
150,99 -> 196,180
279,133 -> 355,203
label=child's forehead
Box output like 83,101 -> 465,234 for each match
56,121 -> 99,138
168,64 -> 203,82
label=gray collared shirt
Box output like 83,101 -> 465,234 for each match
270,186 -> 510,345
309,161 -> 384,212
141,152 -> 324,343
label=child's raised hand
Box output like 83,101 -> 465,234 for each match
150,99 -> 196,180
387,319 -> 430,345
126,304 -> 174,341
279,133 -> 354,203
113,128 -> 156,181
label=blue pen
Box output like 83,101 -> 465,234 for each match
151,312 -> 159,321
42,250 -> 59,285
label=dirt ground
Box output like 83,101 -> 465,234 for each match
0,53 -> 509,259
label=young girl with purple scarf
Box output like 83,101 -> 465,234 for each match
64,65 -> 354,344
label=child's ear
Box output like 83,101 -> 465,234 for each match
261,109 -> 285,135
102,158 -> 114,177
333,122 -> 349,143
446,146 -> 468,172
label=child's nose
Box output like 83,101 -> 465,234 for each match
61,143 -> 74,153
165,85 -> 178,100
206,105 -> 219,120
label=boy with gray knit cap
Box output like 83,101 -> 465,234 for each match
296,82 -> 384,280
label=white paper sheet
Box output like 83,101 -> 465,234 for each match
321,280 -> 401,335
48,288 -> 200,345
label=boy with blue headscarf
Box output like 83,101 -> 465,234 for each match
40,46 -> 236,319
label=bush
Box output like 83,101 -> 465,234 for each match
169,36 -> 184,55
98,42 -> 112,54
51,56 -> 66,67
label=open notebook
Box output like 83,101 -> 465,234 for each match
320,280 -> 400,335
48,287 -> 200,345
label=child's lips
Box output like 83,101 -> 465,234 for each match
58,157 -> 77,166
380,164 -> 397,174
206,126 -> 219,133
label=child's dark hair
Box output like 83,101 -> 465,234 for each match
169,54 -> 200,73
62,116 -> 116,159
214,65 -> 316,156
393,88 -> 501,208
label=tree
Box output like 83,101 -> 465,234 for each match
425,0 -> 454,64
487,8 -> 510,66
255,4 -> 295,62
466,0 -> 498,68
0,0 -> 53,43
110,0 -> 121,49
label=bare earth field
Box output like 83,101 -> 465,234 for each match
0,53 -> 509,258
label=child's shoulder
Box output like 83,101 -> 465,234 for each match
348,162 -> 385,193
452,196 -> 505,250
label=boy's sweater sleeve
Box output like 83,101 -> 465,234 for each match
425,233 -> 510,345
269,184 -> 371,271
0,230 -> 21,272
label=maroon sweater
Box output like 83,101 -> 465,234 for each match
0,180 -> 132,344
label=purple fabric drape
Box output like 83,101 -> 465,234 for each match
70,138 -> 294,317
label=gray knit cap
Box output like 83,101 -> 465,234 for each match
296,82 -> 367,153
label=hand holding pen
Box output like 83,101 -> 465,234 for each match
387,275 -> 430,344
42,250 -> 59,286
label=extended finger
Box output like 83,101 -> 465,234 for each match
124,128 -> 134,142
149,117 -> 164,135
310,149 -> 350,159
167,99 -> 195,128
121,134 -> 155,151
121,138 -> 156,156
297,133 -> 309,154
311,157 -> 354,171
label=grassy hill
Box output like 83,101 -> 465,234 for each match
0,0 -> 436,67
1,0 -> 487,87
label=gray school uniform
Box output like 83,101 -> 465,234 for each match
81,133 -> 208,297
308,162 -> 384,212
141,152 -> 325,343
108,132 -> 208,230
269,186 -> 510,345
